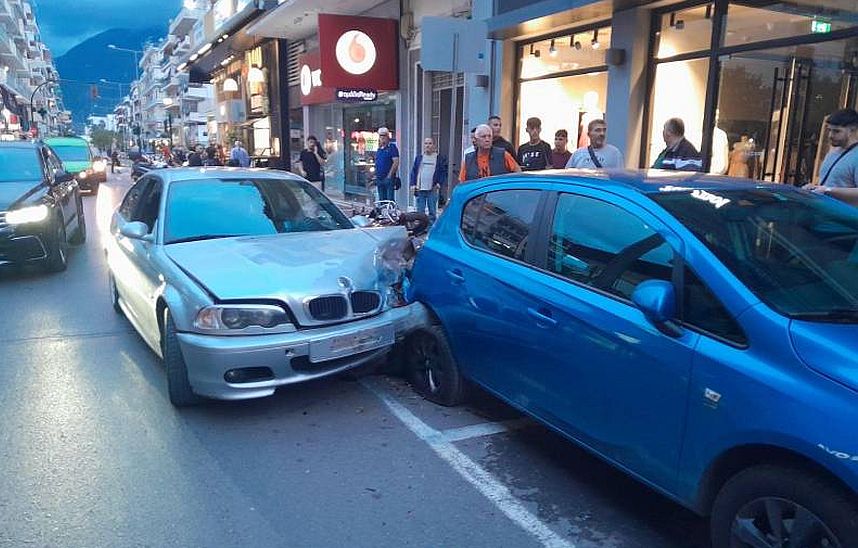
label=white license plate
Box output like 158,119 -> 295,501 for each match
309,324 -> 395,363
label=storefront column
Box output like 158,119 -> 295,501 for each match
605,6 -> 651,168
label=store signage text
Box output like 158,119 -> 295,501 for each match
336,88 -> 378,102
811,20 -> 831,34
298,50 -> 336,106
300,64 -> 323,96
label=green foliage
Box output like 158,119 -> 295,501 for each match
90,128 -> 118,152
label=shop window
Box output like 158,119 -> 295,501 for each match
518,72 -> 608,151
655,4 -> 714,59
725,1 -> 858,48
519,26 -> 612,80
647,58 -> 709,166
714,39 -> 857,184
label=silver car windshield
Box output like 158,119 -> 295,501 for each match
651,188 -> 858,321
164,177 -> 353,244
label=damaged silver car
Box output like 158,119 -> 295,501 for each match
105,168 -> 428,406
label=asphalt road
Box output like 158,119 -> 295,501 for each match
0,169 -> 709,548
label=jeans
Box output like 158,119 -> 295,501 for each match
377,178 -> 395,202
415,189 -> 438,223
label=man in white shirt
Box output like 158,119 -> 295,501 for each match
409,137 -> 448,223
566,119 -> 624,169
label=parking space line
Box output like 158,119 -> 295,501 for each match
361,377 -> 574,548
435,418 -> 532,443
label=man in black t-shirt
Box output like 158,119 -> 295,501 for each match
517,117 -> 552,171
299,136 -> 327,186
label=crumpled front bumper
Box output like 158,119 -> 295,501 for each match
176,302 -> 430,400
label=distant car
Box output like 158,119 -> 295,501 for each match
45,136 -> 106,193
406,170 -> 858,547
0,140 -> 86,272
105,168 -> 428,406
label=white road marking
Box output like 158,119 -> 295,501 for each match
435,418 -> 532,443
361,377 -> 575,548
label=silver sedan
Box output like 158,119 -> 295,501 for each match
105,168 -> 428,406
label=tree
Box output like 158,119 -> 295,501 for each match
90,128 -> 118,152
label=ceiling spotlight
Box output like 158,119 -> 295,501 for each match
549,39 -> 557,57
573,35 -> 582,50
705,4 -> 712,19
591,29 -> 600,49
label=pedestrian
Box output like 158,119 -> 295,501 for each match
517,117 -> 552,171
551,129 -> 572,169
187,145 -> 203,167
488,115 -> 515,157
566,119 -> 624,169
651,117 -> 702,171
299,136 -> 327,188
110,149 -> 120,173
230,140 -> 251,168
804,108 -> 858,206
374,127 -> 400,202
459,124 -> 521,182
409,137 -> 448,223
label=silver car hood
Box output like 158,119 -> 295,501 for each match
164,227 -> 409,325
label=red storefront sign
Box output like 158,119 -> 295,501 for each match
298,50 -> 336,106
317,14 -> 399,90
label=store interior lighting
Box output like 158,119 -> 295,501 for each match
549,39 -> 557,57
248,66 -> 265,83
591,30 -> 600,49
529,43 -> 540,58
573,35 -> 582,50
222,78 -> 239,92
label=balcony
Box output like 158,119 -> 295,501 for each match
169,6 -> 204,38
0,1 -> 12,26
182,85 -> 209,102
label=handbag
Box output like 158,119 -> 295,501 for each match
393,176 -> 402,191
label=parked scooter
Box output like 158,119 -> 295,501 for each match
131,156 -> 168,182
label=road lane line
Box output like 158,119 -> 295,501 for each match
436,418 -> 532,443
361,377 -> 575,548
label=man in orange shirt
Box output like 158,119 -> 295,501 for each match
460,124 -> 521,182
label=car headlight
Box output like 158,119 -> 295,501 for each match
93,160 -> 106,172
194,304 -> 292,332
6,204 -> 49,225
78,170 -> 88,179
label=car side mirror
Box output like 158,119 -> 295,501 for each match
632,280 -> 682,337
351,215 -> 371,228
53,169 -> 74,184
120,221 -> 151,241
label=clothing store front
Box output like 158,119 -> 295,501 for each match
487,0 -> 857,182
516,23 -> 612,149
644,0 -> 858,184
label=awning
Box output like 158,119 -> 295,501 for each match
246,0 -> 384,40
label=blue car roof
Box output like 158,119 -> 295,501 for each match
473,169 -> 793,196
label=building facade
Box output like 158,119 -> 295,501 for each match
0,0 -> 65,139
462,0 -> 858,186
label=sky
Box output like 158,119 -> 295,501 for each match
34,0 -> 181,56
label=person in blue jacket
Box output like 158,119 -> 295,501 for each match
409,137 -> 448,223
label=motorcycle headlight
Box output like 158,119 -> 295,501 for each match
194,304 -> 292,333
6,204 -> 49,225
93,160 -> 106,172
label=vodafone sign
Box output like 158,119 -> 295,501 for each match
298,50 -> 335,106
318,14 -> 398,90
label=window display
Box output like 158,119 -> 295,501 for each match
647,58 -> 709,166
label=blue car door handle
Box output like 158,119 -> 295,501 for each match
527,307 -> 558,327
446,269 -> 465,284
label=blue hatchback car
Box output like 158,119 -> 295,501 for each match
405,170 -> 858,547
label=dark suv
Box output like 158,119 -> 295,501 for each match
0,141 -> 86,272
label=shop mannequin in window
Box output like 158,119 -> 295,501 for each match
710,111 -> 729,175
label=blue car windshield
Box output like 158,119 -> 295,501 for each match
0,148 -> 42,182
651,188 -> 858,320
51,146 -> 90,163
164,177 -> 353,244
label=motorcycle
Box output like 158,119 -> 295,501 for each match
131,157 -> 169,182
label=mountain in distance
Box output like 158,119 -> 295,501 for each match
55,27 -> 166,132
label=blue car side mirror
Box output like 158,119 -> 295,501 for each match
632,280 -> 682,337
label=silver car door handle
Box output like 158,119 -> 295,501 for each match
527,307 -> 558,327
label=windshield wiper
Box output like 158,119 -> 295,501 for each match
790,308 -> 858,322
166,234 -> 245,244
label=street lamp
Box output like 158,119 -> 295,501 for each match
108,44 -> 143,150
30,79 -> 56,137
